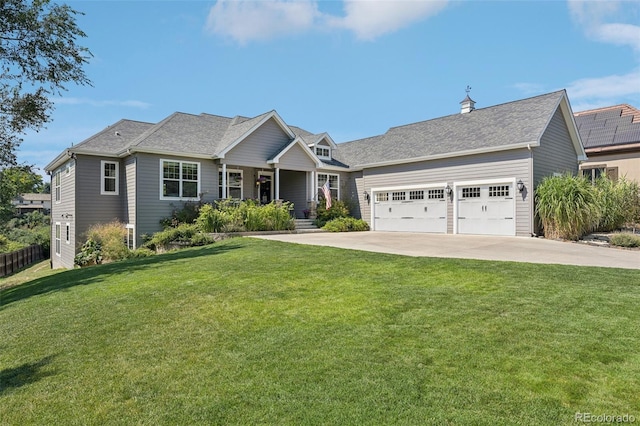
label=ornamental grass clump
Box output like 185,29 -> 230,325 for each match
84,221 -> 130,263
535,174 -> 600,240
595,177 -> 640,232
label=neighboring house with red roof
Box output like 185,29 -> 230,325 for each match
574,104 -> 640,183
46,90 -> 585,269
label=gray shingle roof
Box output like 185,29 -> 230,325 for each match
333,90 -> 566,167
574,104 -> 640,149
130,113 -> 232,156
73,119 -> 154,154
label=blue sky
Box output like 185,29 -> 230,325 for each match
19,0 -> 640,176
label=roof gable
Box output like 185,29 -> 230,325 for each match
216,110 -> 296,159
268,137 -> 322,168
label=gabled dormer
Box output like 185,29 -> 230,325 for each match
306,133 -> 337,162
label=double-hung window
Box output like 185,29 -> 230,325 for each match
317,173 -> 339,200
101,161 -> 119,195
219,169 -> 243,199
160,159 -> 200,200
54,170 -> 61,203
55,223 -> 61,256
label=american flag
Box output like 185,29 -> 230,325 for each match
321,180 -> 332,209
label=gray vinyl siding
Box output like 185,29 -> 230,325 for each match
358,149 -> 532,236
135,153 -> 217,240
223,118 -> 292,168
277,144 -> 317,171
352,171 -> 365,220
532,106 -> 580,185
123,156 -> 137,245
279,170 -> 307,217
50,159 -> 76,269
75,155 -> 123,247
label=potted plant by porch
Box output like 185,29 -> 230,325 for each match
303,209 -> 310,219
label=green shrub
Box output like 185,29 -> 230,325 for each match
128,247 -> 156,258
195,200 -> 294,233
315,200 -> 350,227
322,217 -> 370,232
0,234 -> 25,253
196,204 -> 229,233
609,233 -> 640,248
144,224 -> 199,251
85,221 -> 130,262
189,233 -> 216,247
535,174 -> 600,240
74,239 -> 103,266
5,225 -> 50,253
160,202 -> 202,228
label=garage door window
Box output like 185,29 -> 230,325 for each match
375,192 -> 388,202
392,192 -> 406,201
428,189 -> 444,200
409,190 -> 424,200
462,187 -> 481,198
489,185 -> 510,197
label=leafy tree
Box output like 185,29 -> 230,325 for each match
1,0 -> 92,167
0,164 -> 44,219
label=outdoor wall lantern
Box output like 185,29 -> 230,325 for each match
364,191 -> 370,201
445,185 -> 452,196
517,180 -> 525,193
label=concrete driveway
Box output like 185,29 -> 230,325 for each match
253,232 -> 640,270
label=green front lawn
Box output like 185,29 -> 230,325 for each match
1,238 -> 639,425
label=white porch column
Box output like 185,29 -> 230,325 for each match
221,163 -> 227,199
275,167 -> 280,200
312,170 -> 317,202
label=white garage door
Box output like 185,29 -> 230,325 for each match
456,183 -> 515,236
374,188 -> 447,233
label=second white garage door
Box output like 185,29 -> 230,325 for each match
456,181 -> 515,236
373,187 -> 447,233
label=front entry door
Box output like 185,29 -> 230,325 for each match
258,172 -> 273,203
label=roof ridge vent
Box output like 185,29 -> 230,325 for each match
460,85 -> 476,114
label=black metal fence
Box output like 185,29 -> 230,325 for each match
0,245 -> 45,277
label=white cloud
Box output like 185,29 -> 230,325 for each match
566,68 -> 640,112
594,23 -> 640,52
205,0 -> 321,44
52,98 -> 152,109
205,0 -> 449,44
328,0 -> 448,41
563,0 -> 640,109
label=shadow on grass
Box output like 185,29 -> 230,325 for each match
0,355 -> 57,394
0,242 -> 242,309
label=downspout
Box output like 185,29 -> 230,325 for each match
528,143 -> 536,237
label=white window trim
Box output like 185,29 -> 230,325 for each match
219,168 -> 244,200
54,170 -> 61,204
55,223 -> 61,256
315,146 -> 331,160
317,173 -> 340,200
159,159 -> 201,201
126,224 -> 135,250
65,223 -> 70,244
101,160 -> 119,195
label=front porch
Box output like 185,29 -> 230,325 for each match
218,166 -> 321,219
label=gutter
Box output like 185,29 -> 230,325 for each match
350,141 -> 539,171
